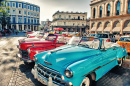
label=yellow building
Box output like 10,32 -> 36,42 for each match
51,11 -> 89,33
90,0 -> 130,34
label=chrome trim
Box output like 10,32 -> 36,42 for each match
34,64 -> 73,86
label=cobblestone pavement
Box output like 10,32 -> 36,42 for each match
8,59 -> 130,86
0,33 -> 130,86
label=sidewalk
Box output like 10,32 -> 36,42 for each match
123,59 -> 130,68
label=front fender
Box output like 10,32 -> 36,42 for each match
117,48 -> 127,59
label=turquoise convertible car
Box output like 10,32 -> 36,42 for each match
32,37 -> 127,86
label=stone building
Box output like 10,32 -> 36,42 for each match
41,20 -> 51,31
51,11 -> 89,33
0,0 -> 40,31
90,0 -> 130,34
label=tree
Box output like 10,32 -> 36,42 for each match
0,0 -> 10,29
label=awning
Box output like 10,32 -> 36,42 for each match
112,27 -> 120,32
97,27 -> 103,31
104,27 -> 111,31
90,27 -> 96,31
123,27 -> 130,32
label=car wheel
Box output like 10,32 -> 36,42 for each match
118,58 -> 123,67
80,75 -> 92,86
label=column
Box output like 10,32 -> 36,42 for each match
110,21 -> 113,34
11,24 -> 13,29
124,0 -> 129,14
90,21 -> 92,33
16,24 -> 19,30
113,1 -> 116,16
91,7 -> 93,19
0,24 -> 2,29
103,3 -> 105,17
30,25 -> 31,31
96,6 -> 98,18
120,20 -> 124,35
22,24 -> 24,31
110,1 -> 114,16
121,0 -> 124,15
80,27 -> 82,36
33,25 -> 34,31
95,22 -> 98,34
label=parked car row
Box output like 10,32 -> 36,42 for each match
16,32 -> 128,86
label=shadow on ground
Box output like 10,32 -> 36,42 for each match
18,63 -> 44,86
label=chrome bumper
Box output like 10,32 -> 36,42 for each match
16,53 -> 33,63
31,68 -> 72,86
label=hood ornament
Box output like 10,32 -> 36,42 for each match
44,61 -> 52,65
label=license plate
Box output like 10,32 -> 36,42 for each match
38,75 -> 47,85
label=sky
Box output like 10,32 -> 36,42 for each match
16,0 -> 92,22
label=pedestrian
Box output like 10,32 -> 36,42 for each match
15,29 -> 18,35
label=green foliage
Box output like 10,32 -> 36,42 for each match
0,0 -> 10,28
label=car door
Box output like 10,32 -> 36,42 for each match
100,42 -> 117,75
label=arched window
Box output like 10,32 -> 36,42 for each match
116,1 -> 120,15
93,8 -> 96,18
100,6 -> 102,17
107,4 -> 110,17
128,0 -> 130,13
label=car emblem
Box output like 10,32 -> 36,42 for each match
33,43 -> 34,46
44,61 -> 52,65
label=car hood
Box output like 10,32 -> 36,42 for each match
39,45 -> 100,69
19,38 -> 45,43
20,40 -> 53,50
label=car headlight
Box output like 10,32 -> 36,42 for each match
27,49 -> 30,54
33,56 -> 37,62
64,69 -> 73,78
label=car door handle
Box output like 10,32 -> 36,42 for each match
125,43 -> 127,44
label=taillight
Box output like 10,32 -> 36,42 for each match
106,39 -> 110,42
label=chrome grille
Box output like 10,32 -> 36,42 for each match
20,49 -> 29,58
37,63 -> 66,86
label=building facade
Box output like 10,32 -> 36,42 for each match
51,11 -> 88,33
0,0 -> 40,31
90,0 -> 130,34
41,20 -> 51,31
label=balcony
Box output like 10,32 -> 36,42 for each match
52,18 -> 86,22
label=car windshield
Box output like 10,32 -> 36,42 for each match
119,37 -> 130,42
45,35 -> 57,41
68,37 -> 100,49
95,34 -> 108,38
69,32 -> 78,35
89,34 -> 95,36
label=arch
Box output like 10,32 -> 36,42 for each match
99,6 -> 102,18
93,8 -> 96,18
91,22 -> 96,32
97,22 -> 103,32
113,21 -> 121,32
91,23 -> 95,28
128,0 -> 130,13
104,21 -> 111,32
115,1 -> 120,15
123,20 -> 130,32
97,22 -> 102,29
106,4 -> 110,17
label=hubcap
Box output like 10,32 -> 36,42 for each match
81,77 -> 90,86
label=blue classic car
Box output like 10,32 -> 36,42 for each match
31,37 -> 128,86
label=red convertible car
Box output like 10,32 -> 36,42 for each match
16,34 -> 67,64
